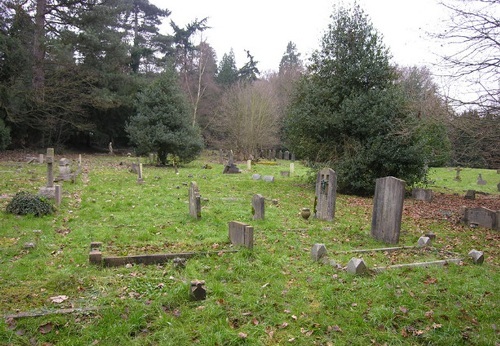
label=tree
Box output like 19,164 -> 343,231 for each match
396,66 -> 452,166
216,49 -> 239,89
279,41 -> 303,76
213,80 -> 280,158
436,0 -> 499,113
238,50 -> 260,82
284,4 -> 427,195
126,67 -> 203,165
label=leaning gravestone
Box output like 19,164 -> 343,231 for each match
371,176 -> 405,244
315,168 -> 337,221
252,194 -> 265,220
223,150 -> 241,174
189,181 -> 201,219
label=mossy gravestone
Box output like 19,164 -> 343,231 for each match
315,168 -> 337,221
371,176 -> 405,244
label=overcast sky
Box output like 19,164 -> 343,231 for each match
151,1 -> 463,97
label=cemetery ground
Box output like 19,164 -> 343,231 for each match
0,151 -> 499,345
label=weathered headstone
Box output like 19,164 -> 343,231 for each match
477,174 -> 487,185
38,154 -> 44,164
468,249 -> 484,264
371,176 -> 405,244
311,243 -> 327,261
247,160 -> 252,170
454,167 -> 462,181
291,153 -> 295,161
55,185 -> 62,206
417,236 -> 431,247
262,175 -> 274,182
412,188 -> 433,202
39,148 -> 56,198
228,221 -> 254,249
57,158 -> 72,181
462,207 -> 499,230
190,280 -> 206,300
108,142 -> 113,155
219,149 -> 224,164
464,190 -> 476,200
290,163 -> 295,174
284,151 -> 290,160
252,194 -> 265,220
315,168 -> 337,221
271,149 -> 276,160
278,150 -> 283,159
347,258 -> 367,275
189,181 -> 201,219
223,150 -> 241,174
137,163 -> 144,183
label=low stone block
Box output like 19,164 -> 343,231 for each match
417,236 -> 431,247
468,249 -> 484,264
311,243 -> 327,261
262,175 -> 274,182
228,221 -> 254,249
252,174 -> 261,180
89,250 -> 102,264
462,207 -> 498,230
464,190 -> 476,200
347,258 -> 367,275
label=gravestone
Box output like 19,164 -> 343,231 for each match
57,158 -> 72,181
315,168 -> 337,221
228,221 -> 253,249
371,176 -> 405,244
190,280 -> 206,300
137,163 -> 144,183
454,167 -> 462,181
412,188 -> 433,202
284,151 -> 290,160
311,243 -> 327,261
290,163 -> 295,174
252,194 -> 265,220
219,149 -> 224,164
252,174 -> 261,180
38,154 -> 44,164
262,175 -> 274,182
347,258 -> 367,275
278,150 -> 283,159
247,160 -> 252,170
271,149 -> 276,160
462,207 -> 499,230
477,174 -> 487,185
108,142 -> 113,155
468,249 -> 484,264
189,181 -> 201,219
39,148 -> 56,198
223,150 -> 241,174
417,236 -> 431,247
291,153 -> 295,161
464,190 -> 476,200
55,185 -> 62,206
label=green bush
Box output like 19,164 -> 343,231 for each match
6,191 -> 54,216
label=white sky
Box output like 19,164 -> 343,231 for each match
154,0 -> 448,72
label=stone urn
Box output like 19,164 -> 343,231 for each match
301,208 -> 311,220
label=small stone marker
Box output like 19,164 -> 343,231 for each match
468,249 -> 484,264
247,160 -> 252,170
262,175 -> 274,182
476,174 -> 486,185
252,194 -> 265,220
23,242 -> 36,249
464,190 -> 476,200
55,185 -> 62,205
371,176 -> 405,244
425,232 -> 436,240
278,150 -> 283,159
252,174 -> 261,180
417,236 -> 431,247
228,221 -> 254,249
454,167 -> 462,181
280,171 -> 290,177
108,142 -> 113,155
284,151 -> 290,160
315,168 -> 337,221
190,280 -> 206,301
219,149 -> 224,164
290,162 -> 295,174
189,181 -> 201,219
412,188 -> 433,202
89,242 -> 103,264
311,244 -> 327,261
38,154 -> 44,164
347,258 -> 367,275
137,163 -> 144,183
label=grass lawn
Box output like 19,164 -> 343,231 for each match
0,151 -> 498,345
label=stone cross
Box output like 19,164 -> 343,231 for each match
315,168 -> 337,221
252,194 -> 265,220
371,176 -> 405,244
189,181 -> 201,219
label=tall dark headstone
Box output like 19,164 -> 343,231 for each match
371,176 -> 405,244
315,168 -> 337,221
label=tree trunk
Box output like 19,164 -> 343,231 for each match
32,0 -> 46,100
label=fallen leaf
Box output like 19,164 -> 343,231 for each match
50,295 -> 68,303
252,318 -> 259,325
399,306 -> 409,314
39,322 -> 53,334
238,332 -> 247,338
280,322 -> 289,329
